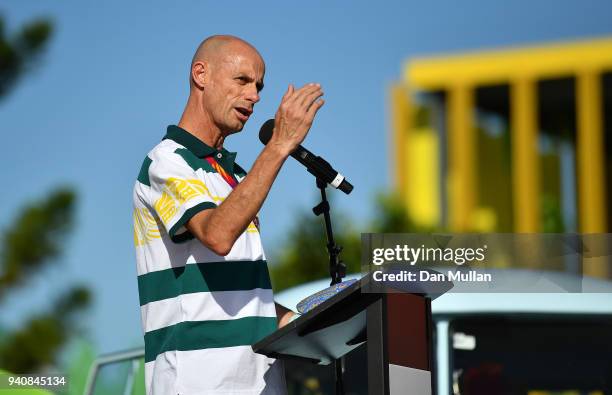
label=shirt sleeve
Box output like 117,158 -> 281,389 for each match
148,149 -> 217,243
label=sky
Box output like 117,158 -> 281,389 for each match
1,1 -> 612,354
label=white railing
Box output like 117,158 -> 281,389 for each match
84,348 -> 144,395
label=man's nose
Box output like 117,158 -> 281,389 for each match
245,86 -> 260,103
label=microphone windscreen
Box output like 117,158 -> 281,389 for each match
259,119 -> 275,145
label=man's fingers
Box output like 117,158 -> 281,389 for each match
281,84 -> 296,103
301,88 -> 324,109
306,98 -> 325,119
282,83 -> 313,107
288,84 -> 322,111
283,84 -> 294,100
299,82 -> 319,92
288,83 -> 320,103
277,83 -> 323,137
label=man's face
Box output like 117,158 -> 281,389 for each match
203,45 -> 265,135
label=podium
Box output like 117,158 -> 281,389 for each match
253,274 -> 452,395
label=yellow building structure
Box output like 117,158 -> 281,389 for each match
392,36 -> 612,277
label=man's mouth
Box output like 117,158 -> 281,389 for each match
234,107 -> 252,122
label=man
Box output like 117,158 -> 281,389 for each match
133,35 -> 324,394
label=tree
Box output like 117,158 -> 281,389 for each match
269,207 -> 361,292
0,189 -> 92,373
0,14 -> 92,374
270,192 -> 437,292
0,15 -> 52,99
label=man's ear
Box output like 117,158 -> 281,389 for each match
191,61 -> 208,89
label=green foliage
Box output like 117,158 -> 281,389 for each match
0,15 -> 53,99
370,193 -> 439,233
0,315 -> 64,374
0,188 -> 75,300
541,194 -> 565,232
270,209 -> 361,292
0,368 -> 55,394
131,359 -> 146,395
63,339 -> 96,395
0,189 -> 92,374
0,285 -> 91,374
0,13 -> 92,385
270,192 -> 434,292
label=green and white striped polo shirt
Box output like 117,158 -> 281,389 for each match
133,125 -> 285,395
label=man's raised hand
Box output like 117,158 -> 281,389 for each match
269,83 -> 324,157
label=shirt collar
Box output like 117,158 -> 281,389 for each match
164,125 -> 235,161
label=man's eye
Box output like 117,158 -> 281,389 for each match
236,77 -> 247,84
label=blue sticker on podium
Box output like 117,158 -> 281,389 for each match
296,279 -> 358,314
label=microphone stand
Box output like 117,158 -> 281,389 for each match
312,178 -> 346,285
312,178 -> 346,395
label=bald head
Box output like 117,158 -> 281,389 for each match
183,34 -> 265,135
190,35 -> 263,87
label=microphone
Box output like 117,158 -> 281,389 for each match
259,119 -> 353,194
